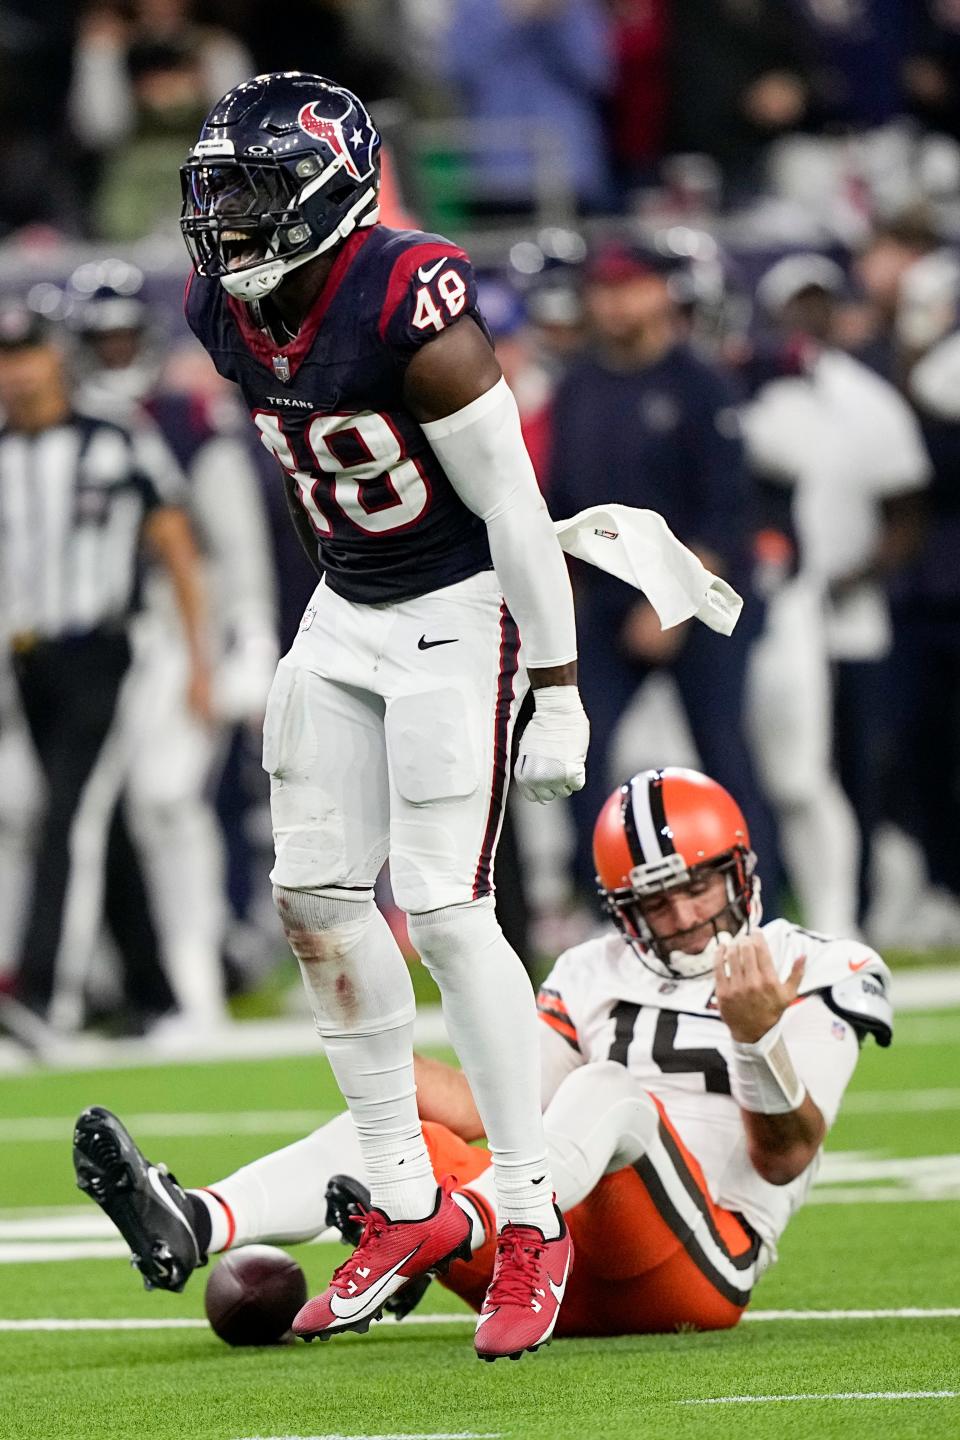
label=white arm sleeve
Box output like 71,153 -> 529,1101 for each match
420,377 -> 577,668
781,995 -> 861,1128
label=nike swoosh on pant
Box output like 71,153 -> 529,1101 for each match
418,636 -> 458,650
329,1245 -> 420,1320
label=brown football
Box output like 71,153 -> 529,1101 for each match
204,1245 -> 308,1346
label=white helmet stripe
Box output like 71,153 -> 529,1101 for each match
630,774 -> 664,863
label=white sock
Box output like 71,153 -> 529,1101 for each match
276,886 -> 437,1221
408,898 -> 558,1238
190,1112 -> 363,1251
468,1059 -> 660,1222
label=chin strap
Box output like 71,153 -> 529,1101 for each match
218,192 -> 381,302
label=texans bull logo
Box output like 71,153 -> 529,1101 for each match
297,103 -> 363,180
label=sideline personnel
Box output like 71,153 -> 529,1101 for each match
0,301 -> 209,1028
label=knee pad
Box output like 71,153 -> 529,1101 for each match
273,884 -> 375,959
405,896 -> 501,978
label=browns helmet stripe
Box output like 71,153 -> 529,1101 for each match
629,770 -> 672,862
620,782 -> 644,866
648,771 -> 676,856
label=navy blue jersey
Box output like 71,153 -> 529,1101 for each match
185,225 -> 493,604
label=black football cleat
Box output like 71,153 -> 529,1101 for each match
324,1172 -> 434,1321
73,1105 -> 205,1293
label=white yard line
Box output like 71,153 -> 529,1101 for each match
5,1087 -> 958,1148
679,1392 -> 958,1405
230,1433 -> 501,1440
0,1111 -> 336,1143
744,1307 -> 960,1321
892,970 -> 960,1009
843,1087 -> 960,1113
0,1011 -> 450,1075
2,1308 -> 958,1332
886,1017 -> 960,1046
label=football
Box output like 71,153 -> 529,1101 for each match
204,1245 -> 308,1347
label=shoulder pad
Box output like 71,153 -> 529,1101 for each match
821,968 -> 893,1048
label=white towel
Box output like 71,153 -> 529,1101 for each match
553,504 -> 743,636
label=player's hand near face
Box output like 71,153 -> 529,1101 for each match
713,933 -> 805,1043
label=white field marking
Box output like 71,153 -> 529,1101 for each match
0,981 -> 955,1076
0,1227 -> 338,1263
808,1151 -> 960,1203
805,1146 -> 960,1203
892,969 -> 960,1009
2,1308 -> 959,1333
0,1110 -> 336,1143
679,1392 -> 958,1406
230,1434 -> 501,1440
819,1152 -> 960,1183
842,1087 -> 960,1113
890,1017 -> 960,1046
0,1009 -> 449,1075
4,1148 -> 960,1262
0,1241 -> 132,1263
8,1084 -> 957,1150
744,1308 -> 960,1321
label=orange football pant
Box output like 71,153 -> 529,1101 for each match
422,1107 -> 757,1337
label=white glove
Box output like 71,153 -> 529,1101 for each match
515,686 -> 589,803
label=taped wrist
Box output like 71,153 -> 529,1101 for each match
729,1019 -> 806,1115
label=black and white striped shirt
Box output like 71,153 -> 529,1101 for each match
0,411 -> 184,642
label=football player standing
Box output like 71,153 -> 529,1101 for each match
168,70 -> 586,1359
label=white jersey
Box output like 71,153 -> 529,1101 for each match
536,918 -> 892,1259
741,348 -> 930,659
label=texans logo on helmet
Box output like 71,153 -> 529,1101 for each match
297,104 -> 363,181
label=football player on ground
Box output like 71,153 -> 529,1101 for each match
75,768 -> 892,1344
171,67 -> 593,1360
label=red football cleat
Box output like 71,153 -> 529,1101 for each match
292,1179 -> 472,1341
474,1209 -> 573,1361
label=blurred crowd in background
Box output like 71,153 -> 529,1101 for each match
1,0 -> 959,1047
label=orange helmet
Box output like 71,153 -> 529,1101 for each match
593,767 -> 759,979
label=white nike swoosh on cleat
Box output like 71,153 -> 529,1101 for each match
417,258 -> 447,283
328,1247 -> 420,1321
146,1169 -> 199,1262
548,1249 -> 571,1305
474,1306 -> 499,1332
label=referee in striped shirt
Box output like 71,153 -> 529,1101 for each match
0,300 -> 210,1026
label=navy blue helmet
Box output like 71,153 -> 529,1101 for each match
180,71 -> 381,302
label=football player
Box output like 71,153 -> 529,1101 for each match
75,768 -> 891,1346
174,69 -> 590,1358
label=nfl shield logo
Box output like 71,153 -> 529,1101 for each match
272,354 -> 291,383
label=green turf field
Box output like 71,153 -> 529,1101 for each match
2,1009 -> 959,1440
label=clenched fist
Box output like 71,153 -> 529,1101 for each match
714,933 -> 805,1044
514,685 -> 589,803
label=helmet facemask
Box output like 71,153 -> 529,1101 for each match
599,848 -> 760,980
180,152 -> 380,302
